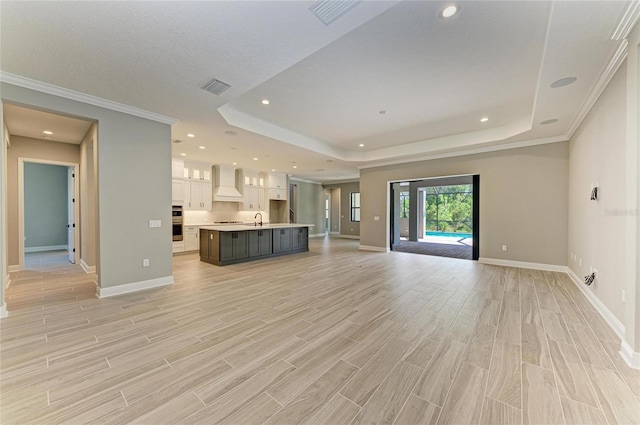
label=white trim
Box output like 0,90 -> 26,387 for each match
478,257 -> 567,272
611,0 -> 640,41
0,303 -> 7,319
340,234 -> 360,240
566,40 -> 628,139
359,245 -> 389,252
18,158 -> 79,270
80,258 -> 96,274
8,265 -> 21,272
358,136 -> 567,169
566,269 -> 626,341
5,274 -> 10,289
620,340 -> 640,370
289,176 -> 322,185
0,72 -> 176,125
24,245 -> 67,253
309,233 -> 325,238
97,275 -> 174,298
329,231 -> 340,235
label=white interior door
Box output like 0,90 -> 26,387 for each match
67,167 -> 75,263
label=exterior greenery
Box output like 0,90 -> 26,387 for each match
425,185 -> 472,233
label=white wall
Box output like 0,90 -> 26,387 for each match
568,64 -> 627,323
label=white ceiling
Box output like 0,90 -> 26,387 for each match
3,104 -> 93,145
1,1 -> 636,182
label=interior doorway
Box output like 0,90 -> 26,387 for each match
390,174 -> 479,260
19,158 -> 79,268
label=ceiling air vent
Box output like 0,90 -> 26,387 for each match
172,139 -> 184,144
201,78 -> 231,95
310,0 -> 361,26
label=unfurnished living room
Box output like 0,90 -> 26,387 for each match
1,1 -> 640,425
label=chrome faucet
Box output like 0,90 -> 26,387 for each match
254,212 -> 263,226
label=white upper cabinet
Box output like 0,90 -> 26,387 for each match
243,185 -> 265,211
184,180 -> 211,211
172,158 -> 184,179
184,160 -> 211,181
172,179 -> 184,204
267,172 -> 287,189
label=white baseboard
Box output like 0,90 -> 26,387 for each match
478,257 -> 568,272
80,258 -> 96,274
340,235 -> 360,240
24,245 -> 67,253
97,276 -> 174,298
309,233 -> 326,238
359,245 -> 390,252
0,303 -> 7,318
329,231 -> 340,235
620,340 -> 640,370
8,265 -> 21,273
566,269 -> 625,340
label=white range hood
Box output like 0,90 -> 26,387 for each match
213,165 -> 244,202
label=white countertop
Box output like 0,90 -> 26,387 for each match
199,223 -> 314,232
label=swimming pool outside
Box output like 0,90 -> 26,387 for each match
426,231 -> 472,238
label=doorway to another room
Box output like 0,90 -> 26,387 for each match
390,175 -> 479,260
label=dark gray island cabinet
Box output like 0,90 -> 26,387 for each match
199,224 -> 312,266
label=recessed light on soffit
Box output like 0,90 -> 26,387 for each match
310,0 -> 360,26
550,77 -> 577,88
540,119 -> 559,125
180,153 -> 187,156
359,144 -> 365,147
187,133 -> 195,138
43,130 -> 53,135
440,4 -> 459,18
480,117 -> 489,122
261,99 -> 270,105
198,146 -> 206,150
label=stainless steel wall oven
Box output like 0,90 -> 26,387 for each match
172,206 -> 183,241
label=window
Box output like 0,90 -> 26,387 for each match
350,192 -> 360,222
400,192 -> 409,218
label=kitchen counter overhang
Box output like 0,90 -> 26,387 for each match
199,224 -> 314,266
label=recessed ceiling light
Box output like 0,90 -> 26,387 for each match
480,117 -> 489,122
441,5 -> 458,18
43,130 -> 53,135
550,77 -> 577,88
187,133 -> 195,138
540,119 -> 559,125
198,146 -> 205,150
253,157 -> 258,161
359,143 -> 365,147
271,169 -> 276,172
261,99 -> 270,105
293,165 -> 297,169
232,162 -> 237,165
180,153 -> 187,156
225,130 -> 237,136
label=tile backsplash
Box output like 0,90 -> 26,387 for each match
183,202 -> 270,224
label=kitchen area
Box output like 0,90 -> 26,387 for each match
171,157 -> 313,265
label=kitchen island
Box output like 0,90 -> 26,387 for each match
199,223 -> 313,266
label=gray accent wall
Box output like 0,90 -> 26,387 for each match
291,179 -> 325,234
360,143 -> 569,264
324,181 -> 360,237
24,163 -> 68,249
2,82 -> 173,291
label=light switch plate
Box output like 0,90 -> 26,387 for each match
149,220 -> 162,228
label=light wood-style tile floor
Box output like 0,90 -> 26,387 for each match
2,238 -> 639,425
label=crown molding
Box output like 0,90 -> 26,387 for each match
357,135 -> 567,169
0,72 -> 177,125
565,39 -> 628,139
612,0 -> 640,41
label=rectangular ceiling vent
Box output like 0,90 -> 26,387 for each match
201,78 -> 231,95
310,0 -> 361,26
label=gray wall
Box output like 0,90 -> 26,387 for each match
360,143 -> 569,265
80,124 -> 98,267
324,181 -> 361,237
24,163 -> 68,249
7,136 -> 80,265
291,179 -> 325,234
2,82 -> 173,290
568,64 -> 627,322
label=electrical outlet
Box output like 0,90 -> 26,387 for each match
622,290 -> 626,303
501,245 -> 507,251
374,216 -> 380,221
143,259 -> 149,267
149,220 -> 161,228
